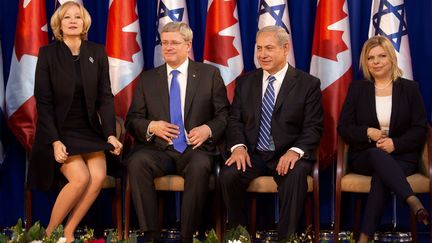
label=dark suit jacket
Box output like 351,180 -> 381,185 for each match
125,60 -> 229,153
28,41 -> 115,190
338,78 -> 427,163
227,65 -> 323,160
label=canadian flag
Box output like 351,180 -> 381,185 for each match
154,0 -> 194,67
56,0 -> 82,5
106,0 -> 144,120
203,0 -> 243,102
310,0 -> 352,168
255,0 -> 295,67
369,0 -> 412,79
5,0 -> 48,151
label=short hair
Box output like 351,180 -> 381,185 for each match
256,25 -> 290,47
50,1 -> 91,41
160,22 -> 193,42
359,35 -> 403,81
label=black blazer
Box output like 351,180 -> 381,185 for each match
338,78 -> 427,163
29,41 -> 115,190
125,60 -> 229,153
227,65 -> 324,160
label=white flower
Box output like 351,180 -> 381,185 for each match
30,241 -> 43,243
228,240 -> 242,243
56,237 -> 67,243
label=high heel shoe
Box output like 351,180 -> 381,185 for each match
416,208 -> 430,225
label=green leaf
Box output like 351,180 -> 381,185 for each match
203,229 -> 218,243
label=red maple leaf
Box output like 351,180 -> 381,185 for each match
106,0 -> 141,62
311,0 -> 348,61
203,0 -> 240,66
14,0 -> 48,61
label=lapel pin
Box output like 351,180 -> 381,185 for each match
89,56 -> 94,63
192,74 -> 196,78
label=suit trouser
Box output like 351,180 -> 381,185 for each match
349,148 -> 417,236
127,146 -> 213,241
220,150 -> 313,239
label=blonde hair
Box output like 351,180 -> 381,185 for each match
160,22 -> 193,42
359,35 -> 403,81
50,1 -> 91,41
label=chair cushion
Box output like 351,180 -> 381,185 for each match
407,173 -> 430,193
154,175 -> 216,191
341,173 -> 430,193
246,176 -> 313,193
341,174 -> 371,193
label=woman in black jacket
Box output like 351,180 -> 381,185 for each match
338,36 -> 429,243
28,2 -> 122,242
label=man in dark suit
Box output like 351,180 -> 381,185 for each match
125,22 -> 229,242
220,25 -> 323,239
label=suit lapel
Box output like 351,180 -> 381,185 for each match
184,61 -> 199,119
389,79 -> 401,134
156,65 -> 170,120
252,71 -> 263,126
367,81 -> 380,128
78,41 -> 91,100
274,65 -> 297,112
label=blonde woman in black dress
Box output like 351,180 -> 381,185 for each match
28,2 -> 122,242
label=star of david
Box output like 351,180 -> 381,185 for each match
258,0 -> 290,34
155,1 -> 185,45
372,0 -> 408,52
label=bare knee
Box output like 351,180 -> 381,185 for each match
68,171 -> 90,193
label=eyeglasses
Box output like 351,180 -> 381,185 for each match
161,40 -> 185,47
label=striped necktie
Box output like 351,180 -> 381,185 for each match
169,70 -> 187,153
256,75 -> 276,151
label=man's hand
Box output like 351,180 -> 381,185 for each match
376,137 -> 395,153
148,120 -> 180,143
276,150 -> 300,176
53,140 -> 68,163
225,146 -> 251,172
187,125 -> 211,149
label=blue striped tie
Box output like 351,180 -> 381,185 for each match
169,70 -> 187,153
257,75 -> 276,151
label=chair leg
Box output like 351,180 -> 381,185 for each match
213,189 -> 222,241
353,195 -> 362,240
410,211 -> 417,243
249,195 -> 257,239
124,178 -> 131,240
334,191 -> 341,241
158,195 -> 165,231
25,189 -> 32,230
313,191 -> 320,243
114,178 -> 123,240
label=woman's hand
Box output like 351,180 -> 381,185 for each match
376,137 -> 395,153
108,136 -> 123,156
367,127 -> 383,142
52,140 -> 68,163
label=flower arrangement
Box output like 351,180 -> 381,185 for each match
0,219 -> 121,243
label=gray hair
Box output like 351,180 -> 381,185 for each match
160,22 -> 193,42
256,25 -> 290,46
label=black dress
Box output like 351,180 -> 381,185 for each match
60,56 -> 112,155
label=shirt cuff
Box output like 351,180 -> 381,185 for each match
289,147 -> 304,158
231,144 -> 247,153
146,123 -> 154,141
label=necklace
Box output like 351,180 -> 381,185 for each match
374,80 -> 393,90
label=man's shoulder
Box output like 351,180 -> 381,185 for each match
190,61 -> 219,72
290,67 -> 320,84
